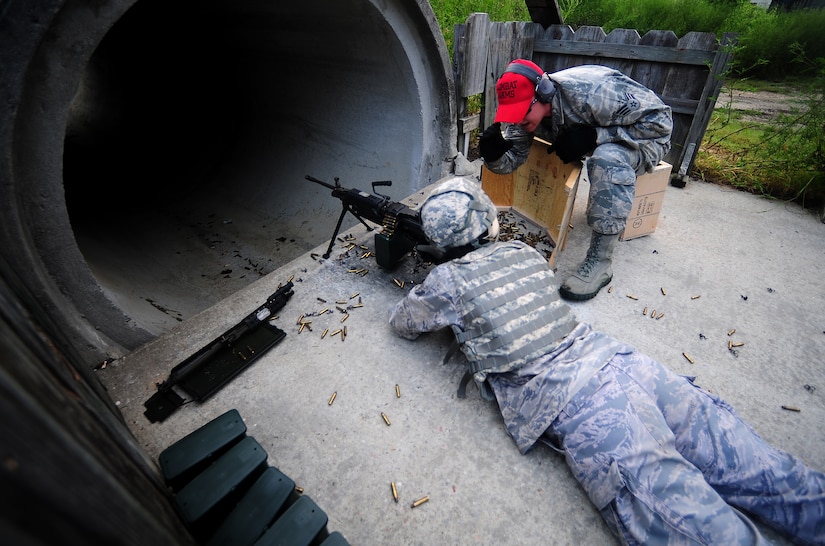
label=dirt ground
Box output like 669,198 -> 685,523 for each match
715,86 -> 808,121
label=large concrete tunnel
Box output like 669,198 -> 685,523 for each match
1,0 -> 457,364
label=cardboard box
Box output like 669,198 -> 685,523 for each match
620,162 -> 672,241
481,138 -> 582,266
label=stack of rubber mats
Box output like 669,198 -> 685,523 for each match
158,409 -> 349,546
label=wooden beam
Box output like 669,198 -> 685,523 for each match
533,39 -> 716,65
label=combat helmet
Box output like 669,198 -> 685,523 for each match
420,177 -> 499,250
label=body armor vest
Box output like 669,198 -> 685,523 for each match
450,242 -> 579,388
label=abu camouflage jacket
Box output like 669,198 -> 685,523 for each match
486,65 -> 673,176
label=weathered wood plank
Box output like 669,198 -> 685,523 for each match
600,29 -> 642,75
456,12 -> 490,98
524,0 -> 563,27
483,21 -> 536,129
533,24 -> 576,73
663,32 -> 720,174
678,32 -> 738,178
569,26 -> 608,69
631,30 -> 679,94
533,38 -> 715,65
0,271 -> 195,544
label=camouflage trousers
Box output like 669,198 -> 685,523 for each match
547,351 -> 825,545
585,142 -> 667,235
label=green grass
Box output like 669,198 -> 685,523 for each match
428,0 -> 529,56
695,79 -> 825,209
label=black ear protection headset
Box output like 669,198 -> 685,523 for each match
503,62 -> 557,104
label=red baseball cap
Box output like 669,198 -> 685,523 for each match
494,59 -> 543,123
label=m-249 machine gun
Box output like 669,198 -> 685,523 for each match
306,175 -> 430,269
143,282 -> 295,423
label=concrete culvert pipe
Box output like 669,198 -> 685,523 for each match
1,0 -> 457,364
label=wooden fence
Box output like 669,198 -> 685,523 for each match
453,13 -> 737,186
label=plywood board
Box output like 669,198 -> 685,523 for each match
482,138 -> 581,266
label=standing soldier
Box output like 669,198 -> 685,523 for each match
479,59 -> 673,301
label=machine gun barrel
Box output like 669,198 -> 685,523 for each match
306,175 -> 430,267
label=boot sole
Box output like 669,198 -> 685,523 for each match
559,275 -> 613,302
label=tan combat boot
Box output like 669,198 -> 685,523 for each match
559,232 -> 618,301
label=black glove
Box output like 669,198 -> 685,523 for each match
552,126 -> 597,163
479,123 -> 514,162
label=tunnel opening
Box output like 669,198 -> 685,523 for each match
64,1 -> 281,332
41,0 -> 456,355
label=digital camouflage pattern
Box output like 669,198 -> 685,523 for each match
419,176 -> 497,249
484,65 -> 673,235
446,242 -> 578,381
548,351 -> 825,545
388,241 -> 624,450
389,240 -> 825,545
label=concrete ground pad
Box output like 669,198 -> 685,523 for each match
99,176 -> 825,545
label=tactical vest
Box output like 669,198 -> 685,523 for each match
449,241 -> 578,398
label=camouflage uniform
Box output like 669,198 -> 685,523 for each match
484,65 -> 673,235
389,241 -> 825,545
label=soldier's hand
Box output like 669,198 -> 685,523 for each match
479,123 -> 514,162
553,126 -> 597,163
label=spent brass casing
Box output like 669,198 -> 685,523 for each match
341,314 -> 349,323
626,294 -> 638,300
328,391 -> 337,405
661,287 -> 667,296
411,496 -> 429,508
391,482 -> 398,503
691,295 -> 701,300
287,274 -> 295,283
643,307 -> 648,316
350,292 -> 360,299
781,405 -> 801,412
322,328 -> 329,339
682,352 -> 695,364
732,341 -> 744,347
381,412 -> 391,426
395,384 -> 401,398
